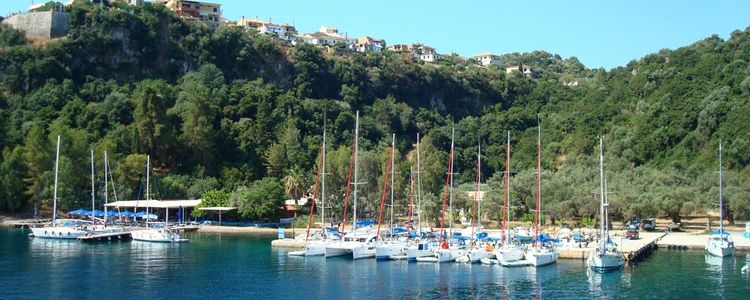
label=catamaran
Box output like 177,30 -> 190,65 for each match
495,131 -> 525,264
131,155 -> 188,243
326,111 -> 380,259
586,137 -> 624,271
705,141 -> 736,257
525,123 -> 559,267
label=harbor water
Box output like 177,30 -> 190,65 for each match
1,228 -> 748,299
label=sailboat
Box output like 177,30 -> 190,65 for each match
131,155 -> 188,243
407,133 -> 439,261
326,111 -> 379,259
586,137 -> 624,271
31,136 -> 91,239
289,131 -> 336,256
466,142 -> 494,263
706,141 -> 736,257
495,131 -> 525,264
376,134 -> 409,260
81,149 -> 123,236
525,123 -> 559,267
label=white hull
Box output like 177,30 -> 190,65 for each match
325,243 -> 353,258
525,248 -> 559,267
30,227 -> 86,239
305,242 -> 328,256
407,243 -> 437,261
376,243 -> 406,260
706,239 -> 735,257
131,229 -> 187,243
587,251 -> 624,271
468,248 -> 493,263
352,243 -> 376,260
495,245 -> 525,263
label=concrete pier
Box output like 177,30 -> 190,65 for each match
657,232 -> 750,250
271,238 -> 305,248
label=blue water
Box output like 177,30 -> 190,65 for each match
1,228 -> 749,299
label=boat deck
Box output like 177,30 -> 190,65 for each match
77,232 -> 132,242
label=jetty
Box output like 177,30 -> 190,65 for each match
618,232 -> 665,261
77,231 -> 132,242
7,219 -> 50,229
656,231 -> 750,250
271,238 -> 306,248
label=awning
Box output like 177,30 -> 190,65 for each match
105,199 -> 202,208
197,207 -> 237,212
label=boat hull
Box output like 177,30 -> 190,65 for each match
407,243 -> 436,261
468,248 -> 493,263
587,252 -> 624,271
496,246 -> 525,263
304,242 -> 328,256
30,227 -> 86,239
525,249 -> 559,267
376,243 -> 406,260
706,240 -> 735,257
131,229 -> 186,243
352,243 -> 376,260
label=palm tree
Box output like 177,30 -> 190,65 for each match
284,166 -> 306,202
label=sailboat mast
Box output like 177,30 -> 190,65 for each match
416,133 -> 422,233
472,142 -> 481,238
91,150 -> 95,224
104,151 -> 108,227
52,135 -> 60,227
448,127 -> 455,239
407,165 -> 415,237
146,155 -> 150,229
477,142 -> 482,232
353,111 -> 360,227
599,137 -> 606,250
719,140 -> 723,235
390,133 -> 395,231
321,129 -> 326,225
535,123 -> 541,248
502,131 -> 510,242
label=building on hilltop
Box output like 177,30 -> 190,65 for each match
296,26 -> 353,46
237,17 -> 297,42
2,10 -> 70,40
388,43 -> 442,62
354,36 -> 385,53
114,0 -> 144,6
154,0 -> 222,28
473,52 -> 502,66
505,64 -> 534,77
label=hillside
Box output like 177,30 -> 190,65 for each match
1,2 -> 749,224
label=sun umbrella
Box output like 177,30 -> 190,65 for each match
68,209 -> 90,216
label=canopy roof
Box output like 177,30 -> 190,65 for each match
198,207 -> 237,212
105,199 -> 201,208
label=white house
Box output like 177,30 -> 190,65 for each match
473,52 -> 502,66
297,26 -> 353,46
506,64 -> 533,77
355,36 -> 386,53
237,17 -> 297,42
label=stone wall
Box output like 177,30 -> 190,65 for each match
2,11 -> 70,39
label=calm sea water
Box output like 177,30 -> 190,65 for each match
1,228 -> 748,299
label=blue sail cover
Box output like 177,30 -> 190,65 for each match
475,232 -> 489,240
537,233 -> 559,243
391,227 -> 407,234
710,229 -> 731,236
68,209 -> 90,215
356,220 -> 374,227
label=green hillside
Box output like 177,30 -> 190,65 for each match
1,2 -> 749,224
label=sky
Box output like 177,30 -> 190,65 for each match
3,0 -> 750,69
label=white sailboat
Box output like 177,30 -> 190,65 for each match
290,130 -> 331,257
587,137 -> 624,271
31,136 -> 90,239
525,123 -> 559,267
326,111 -> 378,259
376,134 -> 408,260
706,141 -> 736,257
495,131 -> 525,264
406,133 -> 439,261
466,142 -> 494,263
131,155 -> 187,243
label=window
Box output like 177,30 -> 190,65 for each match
182,3 -> 190,8
213,7 -> 218,12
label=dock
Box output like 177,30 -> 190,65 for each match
7,219 -> 50,229
271,238 -> 306,248
77,232 -> 132,242
656,232 -> 750,250
617,231 -> 665,261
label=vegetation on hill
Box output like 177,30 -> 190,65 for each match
1,2 -> 749,225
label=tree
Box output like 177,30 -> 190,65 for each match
193,189 -> 230,217
0,146 -> 27,213
234,177 -> 285,220
132,79 -> 176,165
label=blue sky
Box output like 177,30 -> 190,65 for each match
4,0 -> 749,69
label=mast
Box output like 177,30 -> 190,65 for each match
146,155 -> 150,229
52,135 -> 60,227
407,165 -> 415,238
416,133 -> 422,233
599,137 -> 606,253
375,136 -> 394,241
353,111 -> 360,228
448,127 -> 455,239
501,131 -> 510,242
719,140 -> 724,237
305,144 -> 324,243
472,142 -> 481,238
535,122 -> 541,248
104,151 -> 108,227
90,150 -> 95,224
389,133 -> 395,232
321,129 -> 326,226
438,132 -> 454,242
